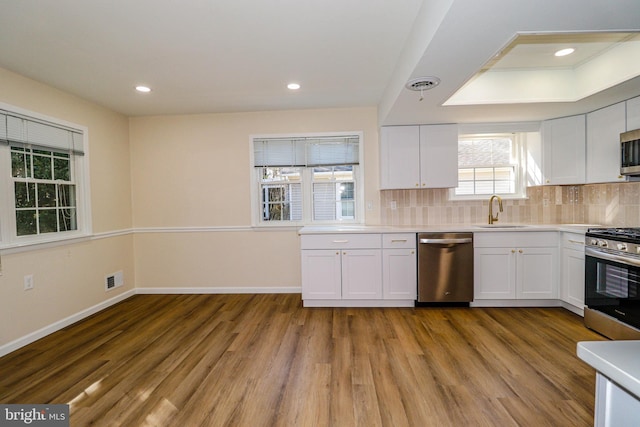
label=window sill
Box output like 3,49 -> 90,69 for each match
0,232 -> 92,255
448,193 -> 529,202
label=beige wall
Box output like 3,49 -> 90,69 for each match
0,68 -> 134,348
129,108 -> 380,289
129,108 -> 380,227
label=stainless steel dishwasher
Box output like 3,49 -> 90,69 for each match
417,232 -> 474,303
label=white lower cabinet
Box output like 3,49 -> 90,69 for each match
517,247 -> 558,299
301,249 -> 382,300
301,234 -> 382,301
561,232 -> 585,312
474,247 -> 517,299
341,249 -> 382,299
301,249 -> 342,299
474,232 -> 559,302
301,232 -> 416,306
382,234 -> 417,300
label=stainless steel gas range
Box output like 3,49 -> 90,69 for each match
584,227 -> 640,339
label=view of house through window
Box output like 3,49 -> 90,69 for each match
259,167 -> 302,221
253,134 -> 361,225
455,135 -> 517,197
312,166 -> 355,221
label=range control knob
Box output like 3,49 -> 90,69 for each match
617,243 -> 628,251
590,239 -> 598,245
598,240 -> 608,248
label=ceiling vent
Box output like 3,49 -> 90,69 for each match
405,77 -> 441,91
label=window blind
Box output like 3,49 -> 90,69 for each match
253,138 -> 305,167
0,111 -> 84,155
254,135 -> 359,167
458,137 -> 512,167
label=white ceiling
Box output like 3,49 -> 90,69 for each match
1,0 -> 639,125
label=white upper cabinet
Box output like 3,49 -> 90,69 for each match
419,124 -> 458,188
542,115 -> 586,185
627,96 -> 640,130
586,102 -> 627,183
380,124 -> 458,190
380,126 -> 421,189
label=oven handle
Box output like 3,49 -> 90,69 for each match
585,247 -> 640,267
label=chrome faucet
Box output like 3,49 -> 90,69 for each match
488,195 -> 503,224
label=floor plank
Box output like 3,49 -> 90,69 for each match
0,294 -> 604,426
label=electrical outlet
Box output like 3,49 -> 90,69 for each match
390,200 -> 397,210
24,274 -> 34,291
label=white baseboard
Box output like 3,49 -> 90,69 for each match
136,286 -> 302,294
0,289 -> 135,358
470,299 -> 563,308
303,299 -> 415,308
560,301 -> 585,317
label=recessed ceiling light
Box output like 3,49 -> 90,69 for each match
554,48 -> 575,57
287,83 -> 301,90
135,85 -> 152,93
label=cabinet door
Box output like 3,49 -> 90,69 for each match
542,115 -> 586,184
474,248 -> 516,299
586,102 -> 627,183
627,95 -> 640,131
517,247 -> 558,299
562,248 -> 585,309
341,249 -> 382,299
419,124 -> 458,188
380,126 -> 420,189
382,248 -> 417,299
301,250 -> 342,299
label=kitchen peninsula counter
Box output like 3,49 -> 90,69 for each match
578,340 -> 640,426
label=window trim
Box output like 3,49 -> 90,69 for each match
249,131 -> 364,227
0,101 -> 91,250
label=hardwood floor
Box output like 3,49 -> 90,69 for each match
0,294 -> 604,426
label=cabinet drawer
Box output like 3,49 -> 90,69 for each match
474,231 -> 558,248
382,233 -> 416,249
563,232 -> 586,251
301,233 -> 381,250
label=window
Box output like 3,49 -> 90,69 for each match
0,108 -> 88,246
252,134 -> 362,225
455,135 -> 516,196
451,131 -> 537,200
312,166 -> 355,221
259,167 -> 302,221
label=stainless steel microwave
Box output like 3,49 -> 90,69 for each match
621,129 -> 640,176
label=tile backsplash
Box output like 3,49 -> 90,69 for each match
380,182 -> 640,227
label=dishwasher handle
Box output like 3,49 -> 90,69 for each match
419,238 -> 473,245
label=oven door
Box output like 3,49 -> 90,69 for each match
585,247 -> 640,329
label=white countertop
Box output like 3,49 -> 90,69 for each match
298,223 -> 598,235
577,341 -> 640,398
